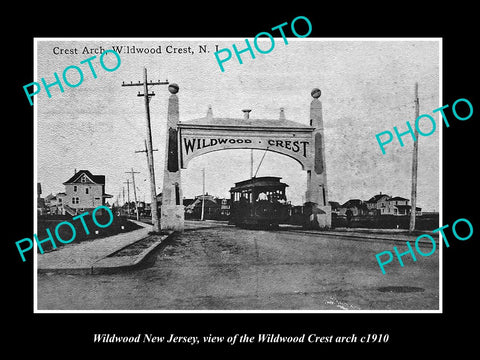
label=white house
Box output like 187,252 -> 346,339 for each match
62,170 -> 113,215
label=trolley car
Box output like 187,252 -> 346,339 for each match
229,176 -> 290,228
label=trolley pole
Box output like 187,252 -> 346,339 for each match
250,150 -> 254,178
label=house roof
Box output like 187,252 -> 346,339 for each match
367,194 -> 390,203
342,199 -> 365,208
183,198 -> 196,206
204,199 -> 219,207
63,170 -> 105,185
390,196 -> 408,201
328,201 -> 341,209
185,197 -> 219,209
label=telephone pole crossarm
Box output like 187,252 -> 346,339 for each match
121,80 -> 169,87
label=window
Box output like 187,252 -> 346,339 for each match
73,185 -> 77,192
81,175 -> 86,183
72,197 -> 79,204
85,188 -> 89,194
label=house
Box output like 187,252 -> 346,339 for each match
184,193 -> 221,220
387,196 -> 408,215
365,193 -> 391,215
121,201 -> 137,216
387,196 -> 422,216
366,193 -> 422,216
339,199 -> 368,216
328,201 -> 341,215
44,193 -> 56,207
49,192 -> 67,214
37,197 -> 46,215
62,170 -> 113,215
44,193 -> 62,214
138,201 -> 153,217
37,183 -> 47,215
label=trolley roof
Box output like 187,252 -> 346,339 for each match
230,176 -> 289,192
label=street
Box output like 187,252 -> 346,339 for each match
37,222 -> 439,311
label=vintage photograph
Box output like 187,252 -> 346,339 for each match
34,38 -> 441,311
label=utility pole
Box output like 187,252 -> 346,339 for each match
409,82 -> 420,232
124,179 -> 131,217
122,187 -> 125,215
126,168 -> 140,221
201,168 -> 205,221
135,141 -> 158,223
122,68 -> 169,232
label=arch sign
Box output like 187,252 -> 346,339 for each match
179,113 -> 314,171
160,86 -> 331,231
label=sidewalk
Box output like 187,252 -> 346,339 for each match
37,220 -> 171,275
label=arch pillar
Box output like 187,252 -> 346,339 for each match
305,88 -> 331,229
160,83 -> 185,232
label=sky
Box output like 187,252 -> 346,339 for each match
35,38 -> 440,211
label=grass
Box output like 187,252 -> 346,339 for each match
36,214 -> 143,253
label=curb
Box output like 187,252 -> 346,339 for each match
91,231 -> 174,274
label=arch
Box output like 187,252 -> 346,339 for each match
159,90 -> 331,230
